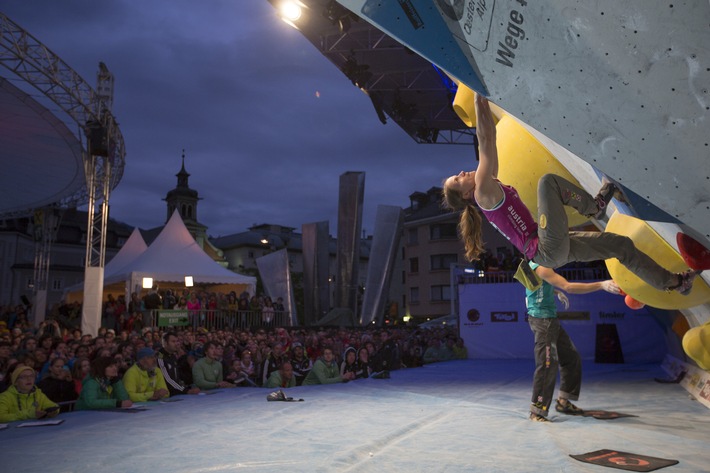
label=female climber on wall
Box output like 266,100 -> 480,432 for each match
441,94 -> 696,295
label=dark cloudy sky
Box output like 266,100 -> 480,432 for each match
2,0 -> 474,238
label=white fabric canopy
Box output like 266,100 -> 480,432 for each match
65,211 -> 255,301
104,210 -> 255,294
104,227 -> 148,278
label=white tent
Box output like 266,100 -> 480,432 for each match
104,227 -> 148,278
104,210 -> 256,295
65,211 -> 255,301
63,226 -> 148,301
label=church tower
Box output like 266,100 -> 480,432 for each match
164,150 -> 207,246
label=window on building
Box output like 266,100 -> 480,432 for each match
408,228 -> 418,245
430,223 -> 458,240
409,257 -> 419,273
430,253 -> 458,271
430,285 -> 451,302
52,278 -> 63,291
248,250 -> 254,259
410,287 -> 419,304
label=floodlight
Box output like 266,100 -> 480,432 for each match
280,1 -> 302,22
142,277 -> 153,289
185,276 -> 194,287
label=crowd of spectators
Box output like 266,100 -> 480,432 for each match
0,305 -> 467,422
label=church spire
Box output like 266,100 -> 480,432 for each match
165,149 -> 199,224
176,148 -> 190,188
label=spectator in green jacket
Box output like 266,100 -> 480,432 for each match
75,357 -> 133,410
0,364 -> 59,422
265,360 -> 296,389
422,338 -> 453,364
192,341 -> 235,390
302,347 -> 354,385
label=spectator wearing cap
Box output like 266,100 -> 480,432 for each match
76,357 -> 133,410
289,342 -> 312,386
0,364 -> 59,422
122,347 -> 169,402
192,341 -> 235,390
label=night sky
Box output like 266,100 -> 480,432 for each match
1,1 -> 475,237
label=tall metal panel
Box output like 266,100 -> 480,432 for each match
335,172 -> 365,317
302,221 -> 330,326
255,249 -> 296,326
360,205 -> 403,326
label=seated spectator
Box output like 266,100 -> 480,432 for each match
261,343 -> 283,386
71,357 -> 90,396
112,353 -> 131,379
37,357 -> 77,412
340,347 -> 358,378
158,332 -> 200,396
177,347 -> 198,388
192,341 -> 235,390
238,349 -> 257,385
303,347 -> 354,385
265,360 -> 296,389
370,331 -> 399,374
422,338 -> 453,364
354,347 -> 371,379
70,345 -> 91,365
123,348 -> 170,402
0,364 -> 59,422
452,337 -> 468,360
289,342 -> 312,386
225,358 -> 248,386
75,357 -> 133,410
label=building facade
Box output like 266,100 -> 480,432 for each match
399,187 -> 518,325
0,209 -> 132,310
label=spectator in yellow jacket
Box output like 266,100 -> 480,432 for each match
122,348 -> 169,402
0,364 -> 59,422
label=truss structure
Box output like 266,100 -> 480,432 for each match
0,12 -> 125,213
266,0 -> 475,145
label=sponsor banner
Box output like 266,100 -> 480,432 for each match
661,355 -> 710,410
459,282 -> 667,361
491,311 -> 518,322
558,311 -> 590,321
157,310 -> 189,327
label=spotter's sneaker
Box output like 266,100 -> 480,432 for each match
529,412 -> 550,422
555,399 -> 584,415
